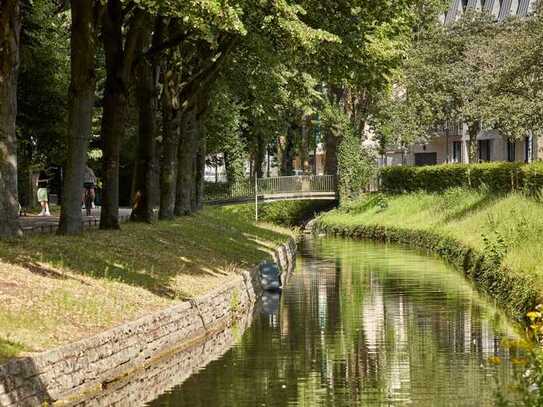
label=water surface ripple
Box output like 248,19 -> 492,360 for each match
148,238 -> 521,407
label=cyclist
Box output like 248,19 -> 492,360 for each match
83,165 -> 97,216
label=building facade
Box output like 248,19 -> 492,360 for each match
388,0 -> 540,167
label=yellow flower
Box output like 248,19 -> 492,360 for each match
488,355 -> 502,365
527,311 -> 541,321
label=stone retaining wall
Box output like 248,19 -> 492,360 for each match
0,238 -> 296,407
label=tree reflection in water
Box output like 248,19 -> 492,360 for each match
148,238 -> 521,407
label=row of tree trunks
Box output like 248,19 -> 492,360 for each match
58,0 -> 98,235
0,0 -> 22,237
159,66 -> 181,220
175,101 -> 198,216
131,17 -> 162,223
99,3 -> 146,230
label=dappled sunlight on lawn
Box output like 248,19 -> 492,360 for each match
0,206 -> 293,358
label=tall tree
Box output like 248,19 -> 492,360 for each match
58,1 -> 100,235
0,0 -> 22,237
131,15 -> 161,223
99,2 -> 146,229
159,44 -> 181,220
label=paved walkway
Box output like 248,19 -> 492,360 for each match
19,208 -> 132,234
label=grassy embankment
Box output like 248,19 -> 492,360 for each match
315,188 -> 543,320
0,205 -> 296,363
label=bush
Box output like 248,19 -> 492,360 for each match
380,162 -> 541,195
232,201 -> 336,227
337,128 -> 376,202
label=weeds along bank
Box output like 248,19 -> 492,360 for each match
0,205 -> 299,363
316,164 -> 543,321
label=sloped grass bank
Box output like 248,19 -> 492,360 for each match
314,189 -> 543,320
0,206 -> 294,362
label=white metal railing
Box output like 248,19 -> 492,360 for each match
256,175 -> 336,195
254,175 -> 337,221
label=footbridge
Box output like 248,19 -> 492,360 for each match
204,175 -> 338,208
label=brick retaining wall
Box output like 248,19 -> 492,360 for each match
0,239 -> 296,407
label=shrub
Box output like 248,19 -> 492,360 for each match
380,162 -> 541,195
233,201 -> 336,227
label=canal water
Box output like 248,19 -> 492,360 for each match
147,238 -> 521,407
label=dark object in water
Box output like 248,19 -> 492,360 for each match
261,291 -> 281,315
259,261 -> 282,292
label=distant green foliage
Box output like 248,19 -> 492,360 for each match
232,201 -> 335,227
379,162 -> 543,195
18,0 -> 70,165
322,103 -> 376,203
337,128 -> 376,202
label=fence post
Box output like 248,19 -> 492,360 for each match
255,177 -> 258,222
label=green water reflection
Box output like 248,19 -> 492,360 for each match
149,238 -> 522,407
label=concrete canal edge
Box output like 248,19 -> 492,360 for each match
0,238 -> 297,407
312,220 -> 540,322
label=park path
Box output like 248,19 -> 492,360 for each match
19,207 -> 132,234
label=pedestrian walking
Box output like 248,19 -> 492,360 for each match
37,170 -> 51,216
83,165 -> 97,214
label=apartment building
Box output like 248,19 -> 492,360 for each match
390,0 -> 540,167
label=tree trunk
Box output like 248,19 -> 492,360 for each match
99,2 -> 144,229
254,133 -> 265,179
17,140 -> 33,210
281,126 -> 295,176
467,121 -> 481,163
193,109 -> 206,211
131,18 -> 161,223
159,69 -> 180,220
0,0 -> 21,237
175,104 -> 197,216
300,116 -> 310,174
324,128 -> 339,175
58,0 -> 97,235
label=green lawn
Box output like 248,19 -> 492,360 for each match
318,189 -> 543,300
0,205 -> 293,362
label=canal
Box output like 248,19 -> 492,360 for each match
146,238 -> 521,406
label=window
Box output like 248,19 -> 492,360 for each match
507,140 -> 516,162
415,153 -> 437,166
478,140 -> 491,162
452,141 -> 462,163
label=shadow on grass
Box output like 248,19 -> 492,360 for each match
0,337 -> 28,364
442,193 -> 498,224
0,207 -> 287,300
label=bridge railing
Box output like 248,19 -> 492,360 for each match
203,180 -> 254,203
256,175 -> 336,196
204,175 -> 337,204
